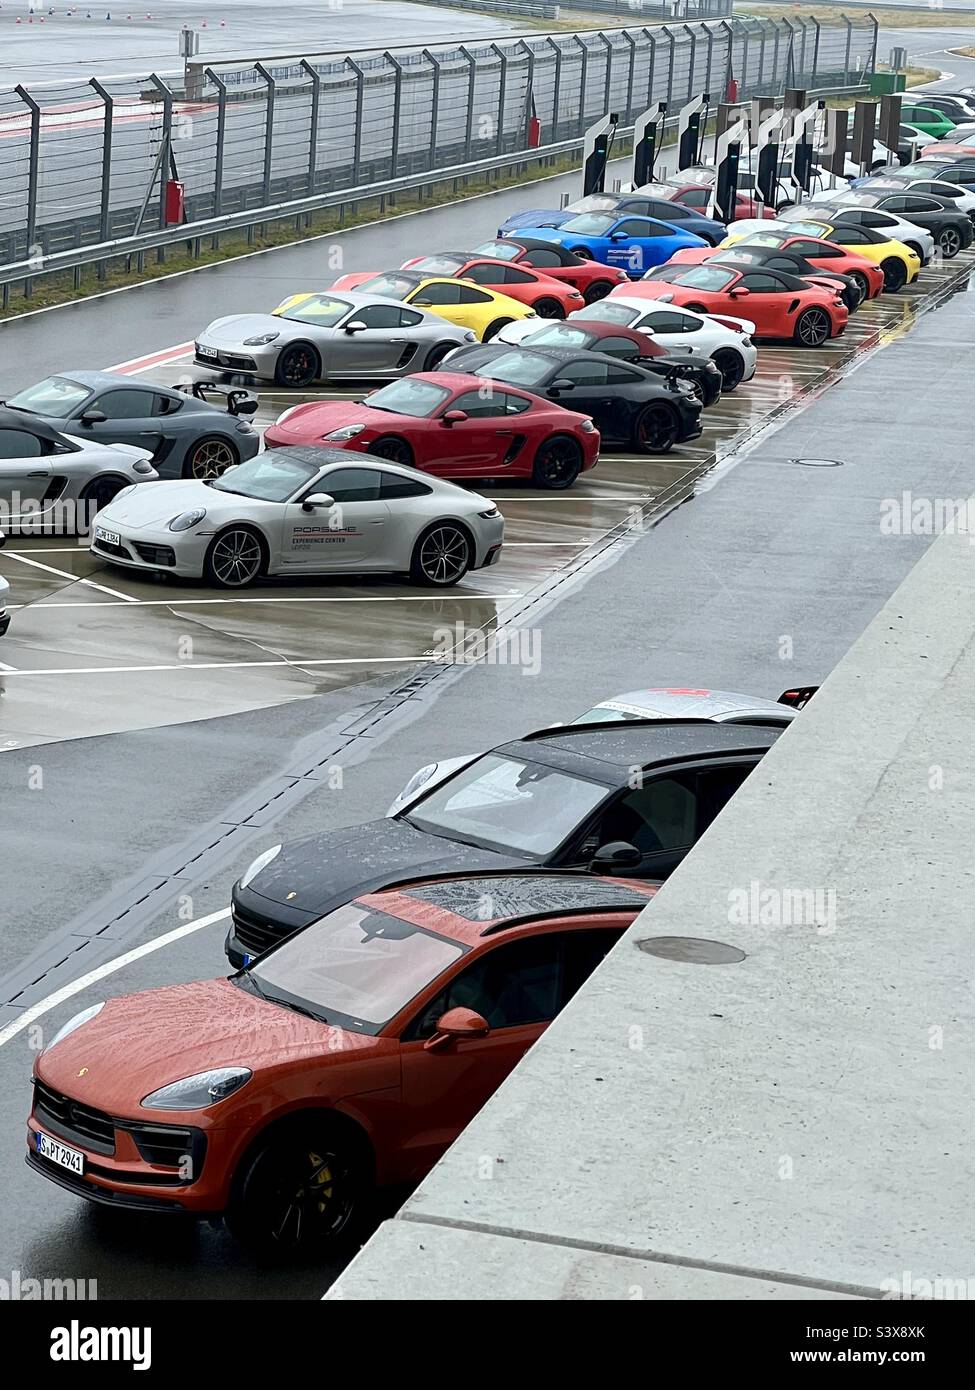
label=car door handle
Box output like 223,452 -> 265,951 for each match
387,337 -> 407,343
370,519 -> 385,526
27,470 -> 48,477
495,428 -> 515,435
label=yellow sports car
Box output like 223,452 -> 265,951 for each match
330,270 -> 538,340
720,218 -> 921,291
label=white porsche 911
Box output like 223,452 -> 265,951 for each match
90,448 -> 504,588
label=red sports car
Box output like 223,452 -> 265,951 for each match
609,263 -> 848,345
263,371 -> 600,489
666,231 -> 885,301
338,256 -> 584,318
27,871 -> 658,1257
468,235 -> 631,302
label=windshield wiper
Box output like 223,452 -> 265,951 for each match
271,997 -> 329,1025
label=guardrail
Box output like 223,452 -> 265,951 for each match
0,15 -> 878,303
411,0 -> 562,15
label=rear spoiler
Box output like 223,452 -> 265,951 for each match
777,685 -> 818,710
174,381 -> 258,418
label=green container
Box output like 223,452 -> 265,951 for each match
870,72 -> 907,96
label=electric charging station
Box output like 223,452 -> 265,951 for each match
581,112 -> 619,196
851,99 -> 878,177
752,106 -> 785,212
878,93 -> 903,166
677,94 -> 710,171
632,102 -> 667,187
788,100 -> 823,199
822,107 -> 850,178
709,115 -> 748,223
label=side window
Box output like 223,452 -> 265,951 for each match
562,927 -> 628,1003
592,774 -> 699,855
153,392 -> 183,416
879,195 -> 908,212
605,362 -> 643,384
90,388 -> 156,419
457,286 -> 492,304
380,472 -> 433,499
0,428 -> 46,459
640,310 -> 690,333
654,202 -> 689,219
621,199 -> 653,216
415,282 -> 462,305
834,225 -> 868,243
398,309 -> 425,328
739,272 -> 784,292
523,247 -> 562,269
696,762 -> 756,835
316,468 -> 382,503
904,197 -> 939,213
499,267 -> 536,285
353,303 -> 408,329
766,256 -> 801,271
616,218 -> 657,237
461,263 -> 501,284
450,390 -> 508,419
560,360 -> 610,387
790,239 -> 831,258
404,935 -> 564,1038
500,393 -> 533,415
598,336 -> 641,359
679,189 -> 709,208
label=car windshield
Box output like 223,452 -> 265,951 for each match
209,452 -> 323,502
358,274 -> 417,300
247,903 -> 466,1034
273,294 -> 351,326
560,213 -> 615,235
572,301 -> 638,325
712,249 -> 765,266
405,753 -> 609,856
636,182 -> 680,198
473,350 -> 554,388
840,193 -> 881,207
363,378 -> 452,417
740,232 -> 788,248
6,375 -> 92,417
410,254 -> 468,275
672,265 -> 736,290
569,195 -> 619,213
782,220 -> 830,237
473,239 -> 521,261
522,324 -> 591,350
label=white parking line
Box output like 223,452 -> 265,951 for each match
0,659 -> 19,672
9,591 -> 525,611
1,655 -> 439,677
4,552 -> 140,602
0,909 -> 231,1050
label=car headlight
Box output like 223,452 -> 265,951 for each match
240,843 -> 281,888
46,1002 -> 104,1052
142,1067 -> 252,1112
133,460 -> 155,475
580,418 -> 597,432
478,507 -> 501,519
463,330 -> 477,341
325,424 -> 366,441
395,763 -> 439,802
242,332 -> 280,346
168,508 -> 207,532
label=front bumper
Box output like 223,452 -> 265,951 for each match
90,523 -> 207,578
195,340 -> 280,379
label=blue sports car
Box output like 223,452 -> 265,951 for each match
512,212 -> 709,277
499,191 -> 726,247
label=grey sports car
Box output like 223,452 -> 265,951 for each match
90,447 -> 504,589
194,290 -> 478,387
0,408 -> 157,535
3,372 -> 260,481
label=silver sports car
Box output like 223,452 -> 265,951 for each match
194,290 -> 478,387
0,408 -> 158,535
90,447 -> 505,589
0,569 -> 9,636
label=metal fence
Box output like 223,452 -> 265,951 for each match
0,15 -> 878,274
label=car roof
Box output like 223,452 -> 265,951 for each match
16,369 -> 136,391
423,371 -> 535,395
337,288 -> 435,310
586,687 -> 797,722
357,870 -> 659,945
0,407 -> 67,441
494,717 -> 782,783
494,345 -> 636,366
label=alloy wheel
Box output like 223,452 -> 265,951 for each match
209,529 -> 263,587
796,308 -> 830,347
419,526 -> 469,584
940,227 -> 962,258
190,438 -> 235,480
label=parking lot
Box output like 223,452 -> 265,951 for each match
1,247 -> 972,749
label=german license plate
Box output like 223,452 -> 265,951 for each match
35,1129 -> 84,1175
197,344 -> 217,358
94,527 -> 121,547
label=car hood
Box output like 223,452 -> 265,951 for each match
37,978 -> 378,1115
245,816 -> 520,918
199,314 -> 293,346
499,209 -> 571,231
98,478 -> 235,530
271,402 -> 393,438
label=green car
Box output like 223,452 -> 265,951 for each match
900,104 -> 957,139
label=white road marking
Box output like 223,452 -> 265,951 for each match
4,552 -> 140,602
5,548 -> 92,555
0,658 -> 19,672
1,656 -> 439,676
0,909 -> 231,1050
10,591 -> 525,611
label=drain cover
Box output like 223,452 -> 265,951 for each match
788,457 -> 845,468
636,936 -> 746,965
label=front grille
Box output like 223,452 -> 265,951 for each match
33,1080 -> 116,1156
91,537 -> 133,561
232,903 -> 285,958
133,543 -> 176,567
195,350 -> 257,372
121,1122 -> 206,1175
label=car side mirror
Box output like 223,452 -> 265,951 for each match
590,840 -> 642,871
550,377 -> 575,392
423,1007 -> 490,1052
301,492 -> 335,512
80,409 -> 107,425
610,231 -> 628,241
344,320 -> 367,334
729,286 -> 751,298
442,409 -> 468,426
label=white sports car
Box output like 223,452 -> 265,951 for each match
386,684 -> 816,814
490,297 -> 757,391
90,448 -> 505,589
